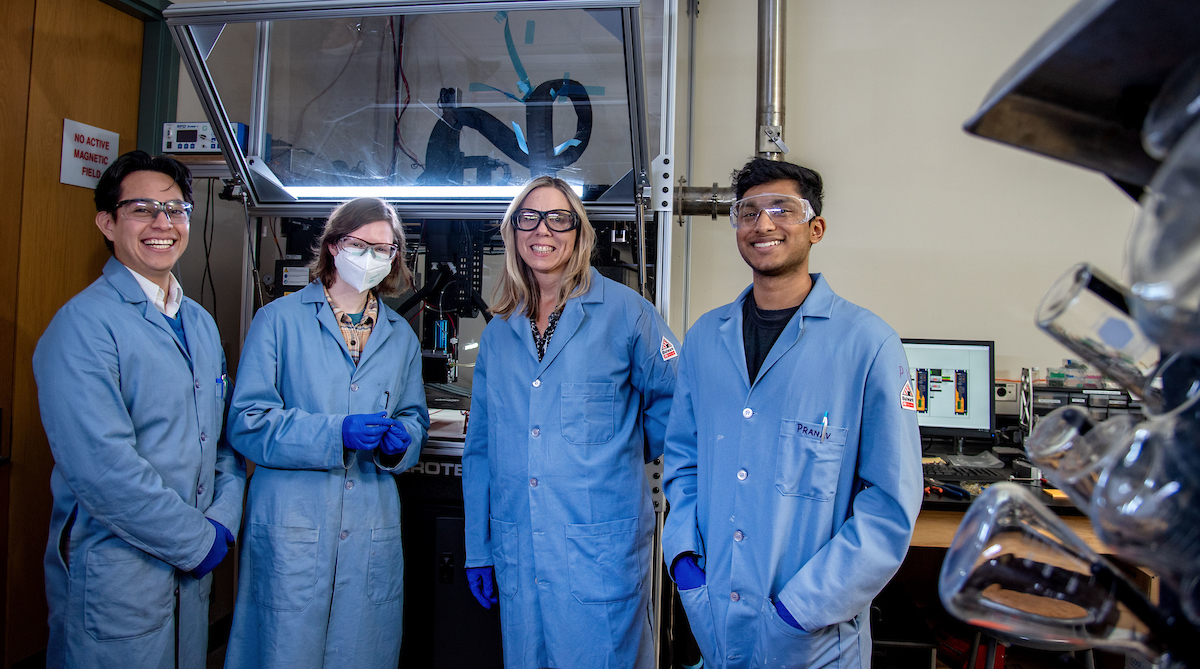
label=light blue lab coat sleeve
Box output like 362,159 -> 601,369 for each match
461,337 -> 492,568
206,355 -> 247,538
227,307 -> 348,470
662,336 -> 704,571
34,308 -> 213,571
373,343 -> 428,472
778,334 -> 923,632
631,306 -> 680,463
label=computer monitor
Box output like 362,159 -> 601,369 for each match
900,339 -> 996,439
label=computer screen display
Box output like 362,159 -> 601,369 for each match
901,339 -> 995,437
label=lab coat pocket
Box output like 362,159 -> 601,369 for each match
249,523 -> 319,611
776,420 -> 847,500
564,517 -> 640,604
752,597 -> 837,668
83,545 -> 173,641
490,518 -> 520,600
560,382 -> 616,445
367,525 -> 404,604
678,584 -> 719,664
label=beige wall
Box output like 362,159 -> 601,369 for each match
668,0 -> 1136,381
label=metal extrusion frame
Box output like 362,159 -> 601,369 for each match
166,0 -> 654,221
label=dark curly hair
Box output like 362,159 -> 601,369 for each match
731,157 -> 824,216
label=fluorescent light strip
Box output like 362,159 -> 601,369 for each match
281,184 -> 584,199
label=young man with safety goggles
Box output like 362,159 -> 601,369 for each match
33,150 -> 246,668
662,157 -> 923,668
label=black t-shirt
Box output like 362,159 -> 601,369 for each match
742,292 -> 800,383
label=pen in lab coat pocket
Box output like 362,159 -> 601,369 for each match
821,412 -> 828,442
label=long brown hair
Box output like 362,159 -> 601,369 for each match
490,176 -> 596,320
309,197 -> 412,296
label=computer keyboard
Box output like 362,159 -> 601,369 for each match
922,463 -> 1009,482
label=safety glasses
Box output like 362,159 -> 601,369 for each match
337,235 -> 399,261
729,193 -> 815,229
511,208 -> 580,232
114,198 -> 193,224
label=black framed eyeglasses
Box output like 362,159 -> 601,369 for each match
511,208 -> 580,232
337,235 -> 399,261
114,198 -> 193,224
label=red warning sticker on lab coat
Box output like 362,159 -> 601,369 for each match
661,337 -> 678,361
900,380 -> 917,411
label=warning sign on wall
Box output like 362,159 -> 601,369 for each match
60,119 -> 119,189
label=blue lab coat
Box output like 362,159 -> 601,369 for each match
223,280 -> 428,669
33,257 -> 247,669
462,269 -> 679,669
662,275 -> 923,669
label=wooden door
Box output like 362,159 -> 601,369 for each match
5,0 -> 143,662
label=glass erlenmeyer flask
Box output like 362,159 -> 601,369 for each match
939,483 -> 1186,664
1091,393 -> 1200,583
1024,406 -> 1135,511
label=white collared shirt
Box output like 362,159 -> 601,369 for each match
125,265 -> 184,318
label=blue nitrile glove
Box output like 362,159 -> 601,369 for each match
342,412 -> 393,450
192,518 -> 234,579
672,554 -> 706,591
382,422 -> 411,456
774,597 -> 804,630
466,566 -> 499,609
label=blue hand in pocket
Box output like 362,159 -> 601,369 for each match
672,554 -> 706,591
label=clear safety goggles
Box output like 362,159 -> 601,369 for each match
338,235 -> 399,261
729,193 -> 815,229
114,198 -> 193,224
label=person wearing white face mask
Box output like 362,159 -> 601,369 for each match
223,197 -> 429,669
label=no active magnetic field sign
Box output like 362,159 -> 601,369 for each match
60,119 -> 118,189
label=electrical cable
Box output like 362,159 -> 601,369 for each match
200,178 -> 218,327
390,16 -> 422,171
294,21 -> 365,145
268,217 -> 283,257
239,193 -> 265,310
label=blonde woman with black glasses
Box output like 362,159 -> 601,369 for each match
460,176 -> 680,669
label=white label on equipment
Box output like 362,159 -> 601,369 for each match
60,119 -> 119,189
281,266 -> 310,286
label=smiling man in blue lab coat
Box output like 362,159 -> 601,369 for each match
33,151 -> 246,669
662,158 -> 923,668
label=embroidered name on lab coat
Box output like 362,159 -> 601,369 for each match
796,423 -> 825,438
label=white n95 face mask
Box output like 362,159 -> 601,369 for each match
334,250 -> 392,292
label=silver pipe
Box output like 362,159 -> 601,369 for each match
676,184 -> 735,219
683,0 -> 697,331
756,0 -> 785,159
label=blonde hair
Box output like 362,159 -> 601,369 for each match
309,197 -> 412,297
491,176 -> 595,320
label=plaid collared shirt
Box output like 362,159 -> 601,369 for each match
326,289 -> 378,365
